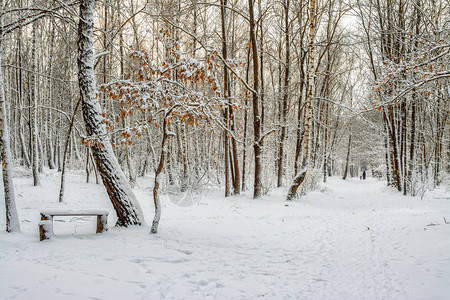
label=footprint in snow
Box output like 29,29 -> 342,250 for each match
168,258 -> 188,263
198,279 -> 209,286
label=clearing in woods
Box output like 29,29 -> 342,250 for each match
1,170 -> 449,299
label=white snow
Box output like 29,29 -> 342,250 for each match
1,169 -> 449,300
40,209 -> 109,216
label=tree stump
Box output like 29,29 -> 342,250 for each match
39,220 -> 53,241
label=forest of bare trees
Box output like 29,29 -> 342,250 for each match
1,0 -> 448,231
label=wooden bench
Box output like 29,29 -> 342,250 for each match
39,210 -> 109,241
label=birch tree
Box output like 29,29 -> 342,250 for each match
0,7 -> 20,232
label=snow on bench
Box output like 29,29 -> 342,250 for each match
39,209 -> 109,241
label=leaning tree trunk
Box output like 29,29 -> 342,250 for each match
0,27 -> 21,233
286,0 -> 316,201
77,0 -> 144,226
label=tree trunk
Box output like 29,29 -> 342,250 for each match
407,1 -> 420,195
59,99 -> 81,202
0,33 -> 21,233
323,104 -> 329,183
77,0 -> 144,226
248,0 -> 263,199
277,0 -> 290,188
16,28 -> 30,167
343,122 -> 352,180
286,0 -> 316,200
176,122 -> 188,192
241,48 -> 251,192
401,101 -> 407,195
151,114 -> 173,234
32,21 -> 40,186
46,25 -> 56,170
221,0 -> 231,197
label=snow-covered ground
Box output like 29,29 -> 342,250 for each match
1,169 -> 449,300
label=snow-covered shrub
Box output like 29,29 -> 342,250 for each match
298,168 -> 322,195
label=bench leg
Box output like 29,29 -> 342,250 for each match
40,213 -> 51,221
96,215 -> 108,233
39,221 -> 53,241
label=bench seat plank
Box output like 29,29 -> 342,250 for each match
40,209 -> 109,216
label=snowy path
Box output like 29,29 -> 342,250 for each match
1,172 -> 449,300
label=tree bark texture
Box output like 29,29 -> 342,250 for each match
150,117 -> 171,234
342,123 -> 352,180
78,0 -> 144,226
0,34 -> 21,233
286,0 -> 315,200
31,21 -> 40,186
277,0 -> 290,188
248,0 -> 263,199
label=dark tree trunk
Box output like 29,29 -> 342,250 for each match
31,21 -> 40,186
248,0 -> 263,198
77,0 -> 144,226
151,117 -> 171,234
277,0 -> 290,188
241,48 -> 251,192
343,123 -> 352,180
286,0 -> 315,200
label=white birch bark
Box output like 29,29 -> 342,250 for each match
0,6 -> 21,232
16,28 -> 30,167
